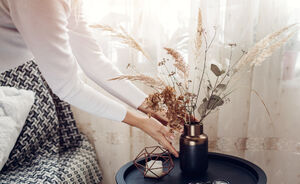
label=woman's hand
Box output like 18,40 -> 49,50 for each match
122,110 -> 179,158
138,117 -> 178,157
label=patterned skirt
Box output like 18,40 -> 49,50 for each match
0,61 -> 102,184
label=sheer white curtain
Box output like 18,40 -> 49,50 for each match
72,0 -> 300,183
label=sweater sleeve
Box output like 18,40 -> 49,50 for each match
67,1 -> 147,109
8,0 -> 127,122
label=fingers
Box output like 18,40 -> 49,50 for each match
159,125 -> 175,142
157,125 -> 178,157
179,127 -> 184,134
140,118 -> 178,157
165,132 -> 175,142
158,135 -> 179,158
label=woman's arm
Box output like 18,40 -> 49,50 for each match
8,0 -> 178,156
67,0 -> 147,110
66,3 -> 191,128
8,0 -> 127,121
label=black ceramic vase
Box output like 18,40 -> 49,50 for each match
179,122 -> 208,175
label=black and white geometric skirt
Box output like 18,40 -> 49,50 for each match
0,61 -> 102,183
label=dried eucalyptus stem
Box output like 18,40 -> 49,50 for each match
194,28 -> 217,114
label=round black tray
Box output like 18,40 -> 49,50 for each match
116,152 -> 267,184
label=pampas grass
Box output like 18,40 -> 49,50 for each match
251,31 -> 296,66
164,47 -> 189,80
233,24 -> 297,73
227,24 -> 298,92
90,24 -> 151,61
195,8 -> 203,57
109,74 -> 166,90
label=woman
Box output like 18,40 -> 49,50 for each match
0,0 -> 178,183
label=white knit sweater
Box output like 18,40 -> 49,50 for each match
0,0 -> 147,122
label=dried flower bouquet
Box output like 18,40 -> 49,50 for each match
92,10 -> 298,132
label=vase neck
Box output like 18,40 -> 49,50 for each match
184,123 -> 203,136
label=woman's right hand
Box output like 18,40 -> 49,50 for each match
122,110 -> 179,158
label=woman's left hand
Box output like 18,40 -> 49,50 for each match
137,117 -> 179,158
122,109 -> 178,158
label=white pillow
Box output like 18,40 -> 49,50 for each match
0,87 -> 35,170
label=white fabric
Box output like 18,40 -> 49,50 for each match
0,0 -> 147,122
0,87 -> 35,170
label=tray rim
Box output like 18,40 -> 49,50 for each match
115,152 -> 267,184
